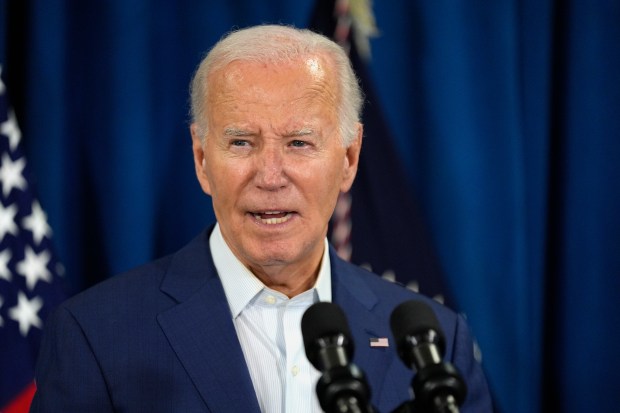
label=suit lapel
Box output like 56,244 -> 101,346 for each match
331,252 -> 395,402
157,230 -> 261,413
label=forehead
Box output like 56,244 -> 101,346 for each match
207,54 -> 340,108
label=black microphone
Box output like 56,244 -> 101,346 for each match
390,300 -> 467,413
301,302 -> 374,413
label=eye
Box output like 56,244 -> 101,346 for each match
289,140 -> 308,148
231,140 -> 250,147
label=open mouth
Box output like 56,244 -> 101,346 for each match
252,211 -> 293,225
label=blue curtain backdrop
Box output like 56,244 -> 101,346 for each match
1,1 -> 619,413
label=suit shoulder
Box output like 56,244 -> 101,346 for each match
338,259 -> 458,324
60,255 -> 174,317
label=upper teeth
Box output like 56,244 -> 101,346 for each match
254,212 -> 291,225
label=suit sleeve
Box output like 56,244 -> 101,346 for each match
30,305 -> 115,412
449,313 -> 494,413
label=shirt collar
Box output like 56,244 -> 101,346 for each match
209,223 -> 332,319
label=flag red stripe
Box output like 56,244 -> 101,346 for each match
2,382 -> 36,413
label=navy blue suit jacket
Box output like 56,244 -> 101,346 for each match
31,228 -> 492,412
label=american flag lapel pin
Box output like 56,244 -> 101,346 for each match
369,337 -> 389,348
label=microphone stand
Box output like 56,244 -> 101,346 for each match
316,363 -> 376,413
390,362 -> 466,413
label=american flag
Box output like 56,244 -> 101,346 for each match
311,0 -> 451,303
369,337 -> 389,348
0,65 -> 66,413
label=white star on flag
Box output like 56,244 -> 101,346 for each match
0,248 -> 12,281
16,245 -> 52,290
0,202 -> 19,241
0,153 -> 27,197
0,109 -> 23,151
8,291 -> 43,336
23,201 -> 52,245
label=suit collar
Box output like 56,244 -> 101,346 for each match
157,227 -> 261,412
330,245 -> 378,311
159,229 -> 216,303
330,249 -> 395,401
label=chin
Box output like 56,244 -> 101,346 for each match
250,249 -> 297,266
241,235 -> 321,268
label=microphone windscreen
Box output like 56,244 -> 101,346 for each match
390,300 -> 445,354
301,302 -> 354,367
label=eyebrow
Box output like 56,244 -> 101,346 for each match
224,127 -> 253,136
223,127 -> 316,137
287,128 -> 314,137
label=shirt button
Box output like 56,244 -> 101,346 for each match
291,365 -> 300,376
265,295 -> 276,305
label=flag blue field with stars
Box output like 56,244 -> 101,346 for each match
0,64 -> 67,413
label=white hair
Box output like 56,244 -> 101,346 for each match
189,25 -> 363,147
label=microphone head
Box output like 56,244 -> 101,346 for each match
390,300 -> 446,358
301,302 -> 354,369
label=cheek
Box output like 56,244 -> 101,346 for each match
205,159 -> 251,199
303,160 -> 344,204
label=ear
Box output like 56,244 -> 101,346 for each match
340,123 -> 363,193
190,123 -> 213,195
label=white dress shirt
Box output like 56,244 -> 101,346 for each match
210,224 -> 332,413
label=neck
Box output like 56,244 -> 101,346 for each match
249,261 -> 320,298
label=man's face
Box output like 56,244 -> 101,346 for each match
191,55 -> 361,282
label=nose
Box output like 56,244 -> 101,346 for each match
254,145 -> 288,191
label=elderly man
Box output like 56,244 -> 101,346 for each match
31,25 -> 492,412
